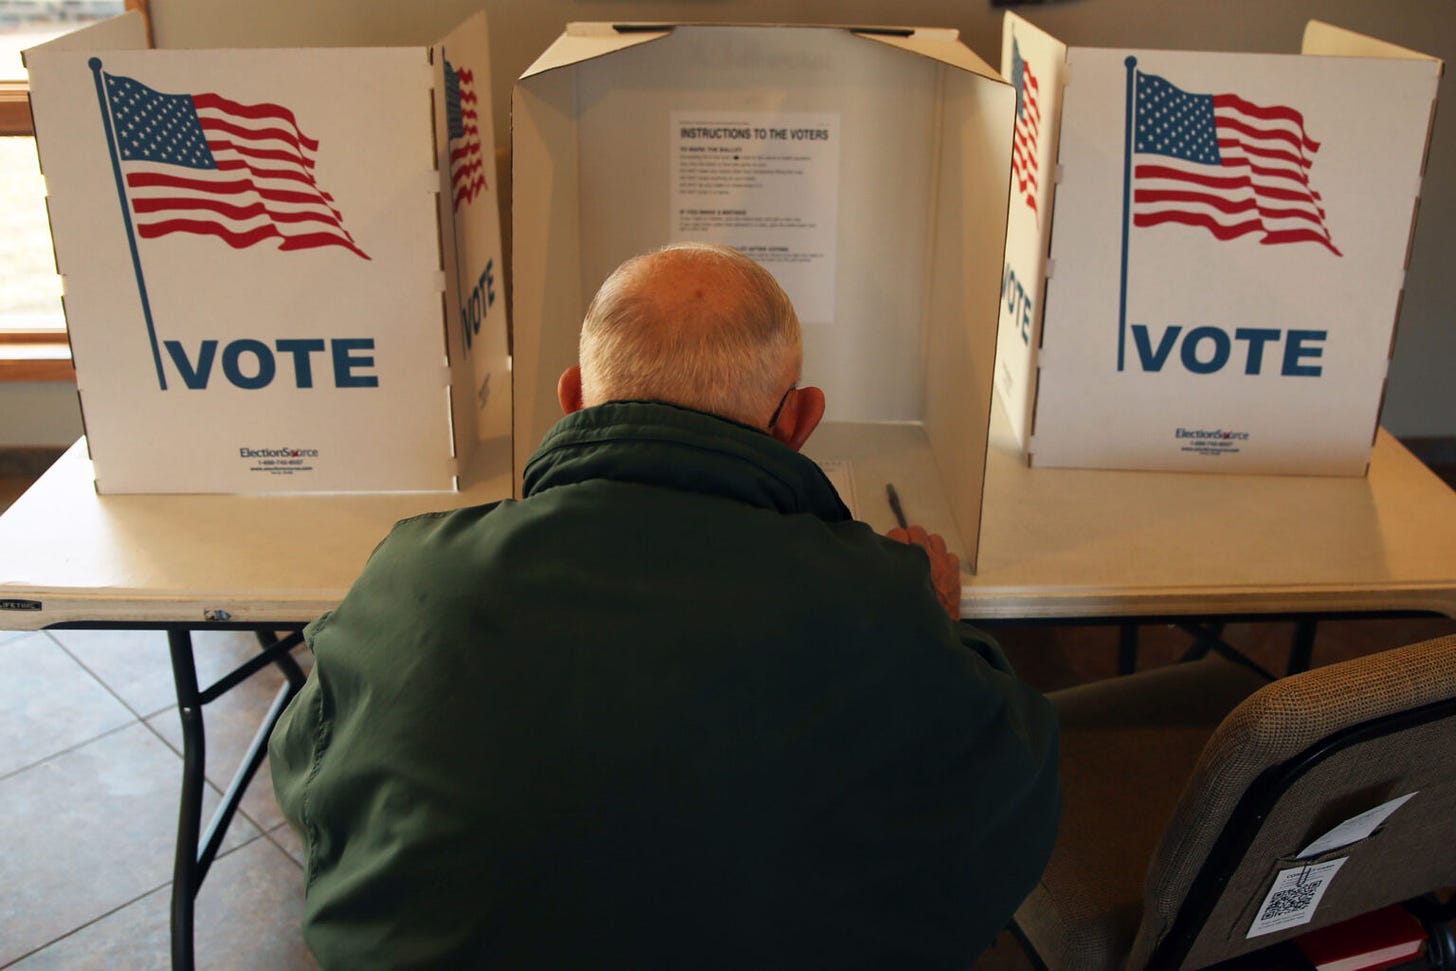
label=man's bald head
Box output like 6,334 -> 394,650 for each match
578,243 -> 802,429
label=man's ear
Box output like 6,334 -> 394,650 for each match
557,366 -> 585,415
769,386 -> 826,452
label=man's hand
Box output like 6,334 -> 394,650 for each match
887,525 -> 962,619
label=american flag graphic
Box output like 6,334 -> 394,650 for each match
1011,38 -> 1041,216
1131,69 -> 1340,255
101,71 -> 368,259
444,57 -> 485,211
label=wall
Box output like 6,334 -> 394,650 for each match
14,0 -> 1453,441
0,382 -> 83,447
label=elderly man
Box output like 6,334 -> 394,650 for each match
270,242 -> 1059,969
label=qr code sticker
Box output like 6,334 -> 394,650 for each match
1260,881 -> 1321,922
1247,858 -> 1347,938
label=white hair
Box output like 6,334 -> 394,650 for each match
579,242 -> 801,428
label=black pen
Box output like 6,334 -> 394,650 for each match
885,482 -> 909,530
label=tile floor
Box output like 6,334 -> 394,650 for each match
1,624 -> 318,969
2,470 -> 1454,969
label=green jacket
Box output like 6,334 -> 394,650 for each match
270,401 -> 1060,969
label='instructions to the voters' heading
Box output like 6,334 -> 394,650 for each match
670,111 -> 840,324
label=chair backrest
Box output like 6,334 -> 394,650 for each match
1128,634 -> 1456,970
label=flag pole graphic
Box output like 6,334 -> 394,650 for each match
1117,55 -> 1137,373
444,49 -> 470,354
89,57 -> 168,390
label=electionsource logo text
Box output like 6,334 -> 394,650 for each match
239,447 -> 321,458
1175,428 -> 1249,441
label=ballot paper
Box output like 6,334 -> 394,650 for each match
816,459 -> 858,521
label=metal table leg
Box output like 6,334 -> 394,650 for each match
167,630 -> 204,971
1118,623 -> 1139,674
165,628 -> 307,971
1287,619 -> 1318,674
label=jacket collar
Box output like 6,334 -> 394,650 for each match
522,401 -> 851,521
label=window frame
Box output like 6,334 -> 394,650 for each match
0,0 -> 151,381
0,77 -> 30,136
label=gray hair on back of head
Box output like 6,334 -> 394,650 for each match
579,242 -> 801,428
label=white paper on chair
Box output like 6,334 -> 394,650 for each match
1297,792 -> 1417,859
1247,857 -> 1347,938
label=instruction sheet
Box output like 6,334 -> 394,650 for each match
670,110 -> 840,323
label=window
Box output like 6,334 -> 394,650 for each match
0,0 -> 143,379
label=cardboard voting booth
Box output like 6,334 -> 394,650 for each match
24,10 -> 510,493
512,23 -> 1014,569
995,14 -> 1442,475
